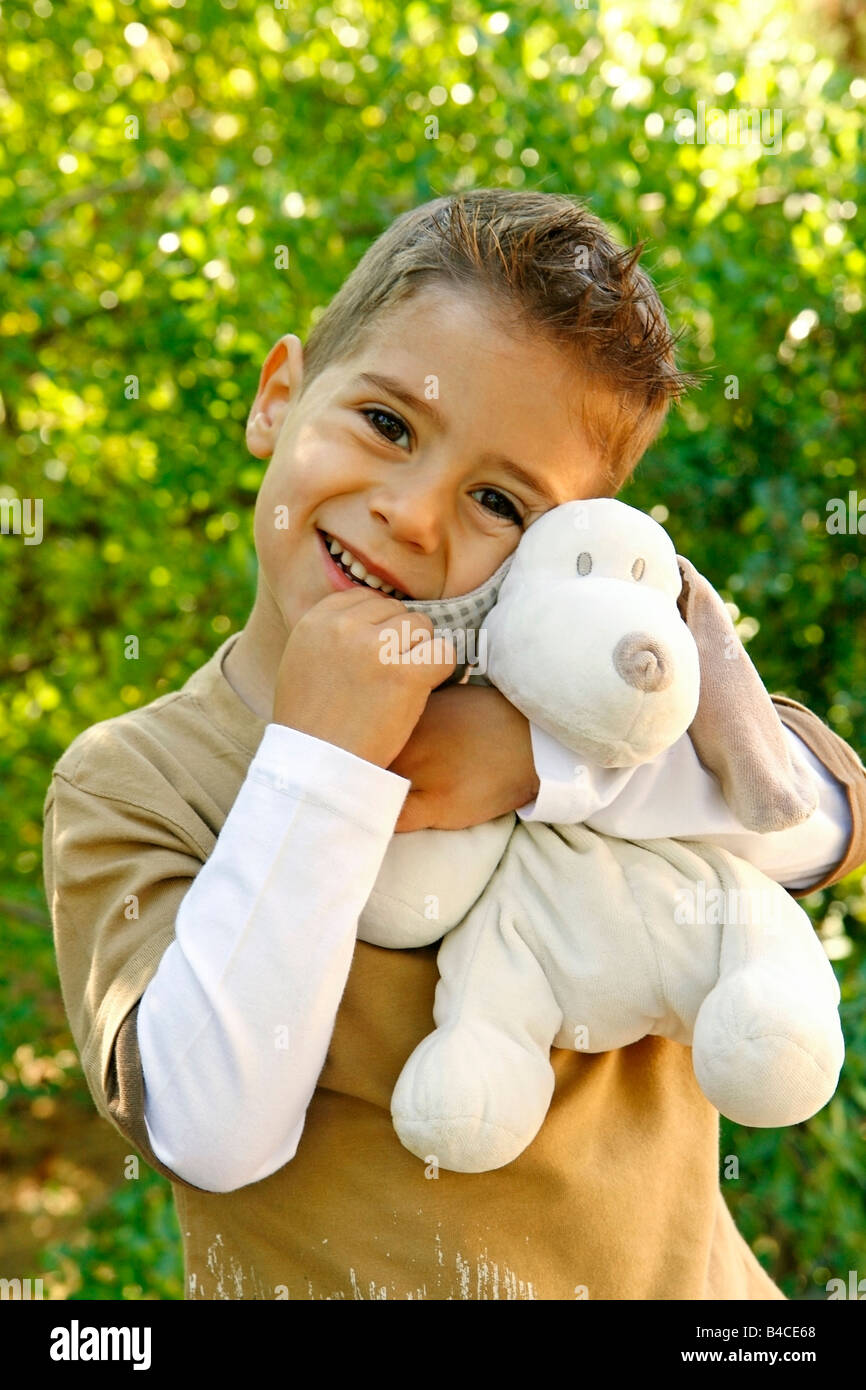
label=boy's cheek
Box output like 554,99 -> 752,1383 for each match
252,476 -> 309,612
259,419 -> 365,510
252,471 -> 331,615
253,469 -> 287,553
256,525 -> 325,630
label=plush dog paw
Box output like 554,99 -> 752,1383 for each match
391,1023 -> 555,1173
692,969 -> 845,1127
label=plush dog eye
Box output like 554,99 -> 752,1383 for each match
576,551 -> 592,576
631,557 -> 646,581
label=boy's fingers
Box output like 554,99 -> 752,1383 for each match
317,587 -> 391,612
315,588 -> 419,625
373,608 -> 431,631
412,630 -> 456,665
372,610 -> 442,652
316,588 -> 454,668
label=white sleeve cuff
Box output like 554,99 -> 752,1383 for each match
253,722 -> 410,834
517,722 -> 637,824
515,720 -> 850,892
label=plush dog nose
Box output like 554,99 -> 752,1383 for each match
613,633 -> 674,692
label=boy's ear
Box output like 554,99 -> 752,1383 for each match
675,554 -> 819,832
246,334 -> 305,458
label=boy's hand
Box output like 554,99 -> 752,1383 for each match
391,684 -> 540,831
272,590 -> 456,768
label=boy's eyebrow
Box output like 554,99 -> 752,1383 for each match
355,372 -> 443,424
354,371 -> 563,506
479,454 -> 562,508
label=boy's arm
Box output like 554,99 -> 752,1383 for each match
395,556 -> 866,897
585,550 -> 866,893
46,591 -> 447,1196
520,714 -> 857,895
768,694 -> 866,891
45,724 -> 410,1195
394,690 -> 865,898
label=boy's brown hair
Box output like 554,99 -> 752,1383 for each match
300,188 -> 697,493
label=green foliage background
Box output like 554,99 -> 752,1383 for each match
1,0 -> 864,1299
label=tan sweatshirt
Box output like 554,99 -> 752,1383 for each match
42,636 -> 866,1300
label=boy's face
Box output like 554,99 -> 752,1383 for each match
247,283 -> 605,634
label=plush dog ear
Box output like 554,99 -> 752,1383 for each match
675,555 -> 819,832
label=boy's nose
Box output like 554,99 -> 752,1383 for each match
369,477 -> 450,553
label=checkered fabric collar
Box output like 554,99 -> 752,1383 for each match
400,551 -> 515,634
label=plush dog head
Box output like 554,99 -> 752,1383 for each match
482,499 -> 701,766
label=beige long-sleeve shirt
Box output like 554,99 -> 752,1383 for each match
42,635 -> 866,1299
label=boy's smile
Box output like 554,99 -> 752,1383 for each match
224,283 -> 607,716
317,529 -> 412,599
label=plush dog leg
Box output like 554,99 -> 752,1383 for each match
358,815 -> 514,949
691,848 -> 844,1126
391,891 -> 563,1172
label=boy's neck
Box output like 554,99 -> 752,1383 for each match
221,585 -> 287,723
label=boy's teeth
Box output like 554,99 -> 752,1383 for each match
325,531 -> 405,597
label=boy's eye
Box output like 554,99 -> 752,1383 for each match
359,407 -> 524,528
360,407 -> 411,448
471,488 -> 523,526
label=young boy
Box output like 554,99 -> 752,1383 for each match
43,190 -> 866,1300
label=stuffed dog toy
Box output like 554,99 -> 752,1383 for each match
356,499 -> 845,1173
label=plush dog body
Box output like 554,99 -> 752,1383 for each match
357,500 -> 844,1173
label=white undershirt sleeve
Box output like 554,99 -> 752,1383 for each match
137,722 -> 409,1194
518,723 -> 850,893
